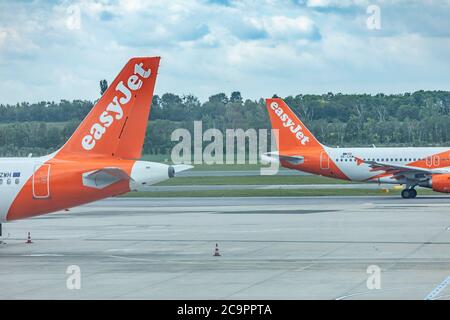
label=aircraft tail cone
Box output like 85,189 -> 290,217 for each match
213,243 -> 221,257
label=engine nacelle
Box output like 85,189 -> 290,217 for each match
430,174 -> 450,193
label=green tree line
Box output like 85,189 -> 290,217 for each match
1,90 -> 450,157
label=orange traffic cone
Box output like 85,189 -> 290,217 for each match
213,243 -> 221,257
26,232 -> 33,244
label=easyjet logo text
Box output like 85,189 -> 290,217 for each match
81,63 -> 151,151
269,101 -> 310,145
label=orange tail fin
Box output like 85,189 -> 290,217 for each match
57,57 -> 160,159
265,98 -> 322,154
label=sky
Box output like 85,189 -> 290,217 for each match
0,0 -> 450,104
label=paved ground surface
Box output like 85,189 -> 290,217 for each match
177,169 -> 309,177
1,196 -> 450,300
146,183 -> 393,192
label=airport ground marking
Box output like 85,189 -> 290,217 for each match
424,276 -> 450,300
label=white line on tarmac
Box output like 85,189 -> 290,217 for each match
109,255 -> 159,262
336,287 -> 419,300
424,276 -> 450,300
21,254 -> 64,257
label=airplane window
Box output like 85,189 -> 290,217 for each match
376,159 -> 379,161
7,179 -> 11,185
0,179 -> 2,185
15,179 -> 19,185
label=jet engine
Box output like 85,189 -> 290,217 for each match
425,174 -> 450,193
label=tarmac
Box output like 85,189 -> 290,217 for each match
177,169 -> 308,177
145,183 -> 393,192
1,196 -> 450,299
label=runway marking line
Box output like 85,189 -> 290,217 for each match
424,276 -> 450,300
335,287 -> 419,300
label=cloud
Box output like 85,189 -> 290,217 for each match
0,30 -> 5,47
205,0 -> 234,6
0,0 -> 449,104
246,15 -> 321,41
306,0 -> 370,7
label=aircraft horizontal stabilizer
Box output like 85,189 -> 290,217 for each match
82,167 -> 133,189
261,152 -> 304,165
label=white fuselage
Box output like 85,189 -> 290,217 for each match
325,146 -> 450,182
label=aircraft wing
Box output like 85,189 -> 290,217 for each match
354,156 -> 447,181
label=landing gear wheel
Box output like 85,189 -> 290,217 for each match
401,189 -> 417,199
401,189 -> 410,199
